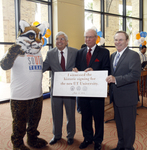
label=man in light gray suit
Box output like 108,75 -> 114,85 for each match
106,31 -> 141,150
43,31 -> 78,145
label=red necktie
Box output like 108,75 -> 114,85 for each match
86,48 -> 92,66
60,51 -> 65,71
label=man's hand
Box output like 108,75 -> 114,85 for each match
84,67 -> 93,72
72,67 -> 78,72
72,67 -> 93,72
106,75 -> 116,84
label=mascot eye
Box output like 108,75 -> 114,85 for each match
28,33 -> 35,39
20,32 -> 35,40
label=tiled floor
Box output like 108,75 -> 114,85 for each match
0,82 -> 10,102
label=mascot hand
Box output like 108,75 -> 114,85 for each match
9,44 -> 25,55
0,44 -> 25,70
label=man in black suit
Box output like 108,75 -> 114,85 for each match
106,31 -> 141,150
73,28 -> 110,150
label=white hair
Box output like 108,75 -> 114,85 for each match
84,28 -> 97,37
55,31 -> 68,41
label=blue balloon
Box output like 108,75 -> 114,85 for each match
143,32 -> 147,38
140,31 -> 146,38
97,31 -> 103,37
139,44 -> 142,47
42,28 -> 46,36
43,38 -> 47,47
140,31 -> 143,37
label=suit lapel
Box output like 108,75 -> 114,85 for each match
89,45 -> 99,66
111,52 -> 117,74
66,47 -> 72,69
54,47 -> 63,70
83,47 -> 88,68
114,48 -> 129,72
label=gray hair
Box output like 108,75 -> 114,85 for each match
55,31 -> 68,41
84,28 -> 97,37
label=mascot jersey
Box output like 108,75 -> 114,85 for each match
11,52 -> 43,100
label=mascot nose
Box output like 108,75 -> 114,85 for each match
35,38 -> 41,43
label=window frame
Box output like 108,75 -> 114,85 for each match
0,0 -> 53,49
84,0 -> 143,49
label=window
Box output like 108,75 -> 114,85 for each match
84,0 -> 143,53
0,0 -> 52,101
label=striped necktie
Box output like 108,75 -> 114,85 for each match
113,53 -> 120,71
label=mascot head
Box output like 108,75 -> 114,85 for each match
16,20 -> 46,54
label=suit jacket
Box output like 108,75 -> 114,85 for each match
109,47 -> 141,107
43,46 -> 78,96
75,45 -> 110,73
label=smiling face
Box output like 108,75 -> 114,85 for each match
56,34 -> 68,51
114,32 -> 129,52
84,29 -> 97,48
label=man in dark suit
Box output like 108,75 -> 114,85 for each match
106,31 -> 141,150
43,31 -> 78,145
73,28 -> 110,150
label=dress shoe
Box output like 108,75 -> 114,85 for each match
111,148 -> 124,150
49,138 -> 61,145
94,142 -> 101,150
79,140 -> 93,149
67,138 -> 74,145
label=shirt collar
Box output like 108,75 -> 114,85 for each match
58,46 -> 67,54
117,47 -> 127,56
87,44 -> 96,53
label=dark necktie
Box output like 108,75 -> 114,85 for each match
86,48 -> 92,67
60,51 -> 65,71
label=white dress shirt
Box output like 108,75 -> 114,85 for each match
139,51 -> 147,64
87,44 -> 96,55
58,47 -> 68,67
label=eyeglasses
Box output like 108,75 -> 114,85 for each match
84,36 -> 96,39
56,37 -> 65,41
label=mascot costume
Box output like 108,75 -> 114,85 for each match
0,20 -> 48,150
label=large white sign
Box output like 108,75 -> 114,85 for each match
53,71 -> 108,97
